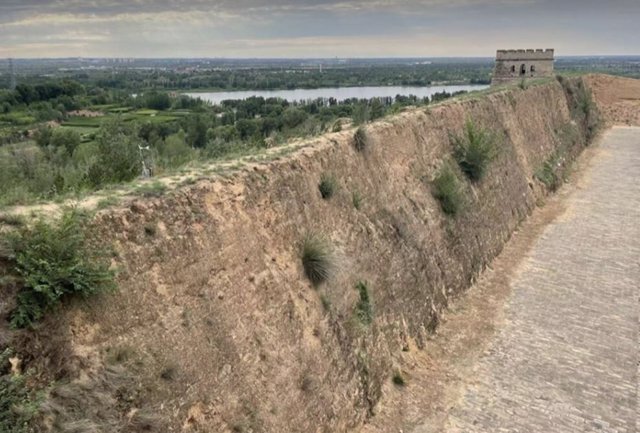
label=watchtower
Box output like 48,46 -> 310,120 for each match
492,49 -> 554,86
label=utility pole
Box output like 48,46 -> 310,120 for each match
8,58 -> 16,90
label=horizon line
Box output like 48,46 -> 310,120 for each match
3,54 -> 640,61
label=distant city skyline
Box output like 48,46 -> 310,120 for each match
1,0 -> 638,58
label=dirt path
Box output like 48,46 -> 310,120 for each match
443,126 -> 639,432
360,127 -> 639,433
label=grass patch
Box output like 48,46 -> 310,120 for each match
518,78 -> 528,90
318,173 -> 338,200
96,195 -> 120,210
135,181 -> 167,198
354,126 -> 368,152
352,191 -> 363,210
432,164 -> 465,216
0,349 -> 43,433
392,371 -> 406,387
320,294 -> 331,312
106,346 -> 135,365
160,365 -> 178,381
144,223 -> 157,237
452,120 -> 498,182
301,234 -> 334,286
0,213 -> 25,227
2,209 -> 116,328
355,281 -> 373,326
535,151 -> 564,192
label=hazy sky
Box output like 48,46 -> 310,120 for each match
0,0 -> 638,58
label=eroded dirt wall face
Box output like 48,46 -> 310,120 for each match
31,77 -> 595,433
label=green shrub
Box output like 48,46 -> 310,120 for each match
318,173 -> 338,200
354,126 -> 368,152
34,126 -> 52,148
432,164 -> 465,216
301,234 -> 334,285
452,120 -> 498,181
355,281 -> 373,325
4,210 -> 115,328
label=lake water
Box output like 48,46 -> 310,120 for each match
184,84 -> 489,104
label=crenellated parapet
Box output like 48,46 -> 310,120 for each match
496,49 -> 555,61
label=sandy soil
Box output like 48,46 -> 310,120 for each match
585,74 -> 640,126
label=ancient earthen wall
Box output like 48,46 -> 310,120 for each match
23,77 -> 599,433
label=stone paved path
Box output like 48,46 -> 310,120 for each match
445,127 -> 640,433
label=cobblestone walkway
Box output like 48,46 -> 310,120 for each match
446,127 -> 640,433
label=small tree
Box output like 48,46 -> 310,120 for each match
50,128 -> 81,156
88,117 -> 143,186
159,131 -> 193,168
34,126 -> 52,148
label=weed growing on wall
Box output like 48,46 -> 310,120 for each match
452,120 -> 498,182
352,191 -> 363,210
392,371 -> 406,386
355,281 -> 373,325
354,126 -> 368,152
318,173 -> 338,200
301,234 -> 334,286
557,76 -> 601,142
432,164 -> 465,216
535,150 -> 565,192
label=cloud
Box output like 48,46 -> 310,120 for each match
0,0 -> 638,57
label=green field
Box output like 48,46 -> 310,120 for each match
62,108 -> 185,129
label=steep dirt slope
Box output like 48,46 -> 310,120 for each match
8,76 -> 612,433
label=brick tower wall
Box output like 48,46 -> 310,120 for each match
492,49 -> 555,85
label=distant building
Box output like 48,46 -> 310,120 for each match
492,49 -> 554,85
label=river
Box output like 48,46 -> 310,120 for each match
183,84 -> 489,104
